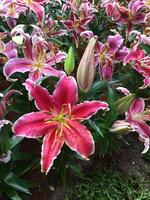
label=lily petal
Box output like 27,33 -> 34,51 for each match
72,101 -> 108,120
13,112 -> 57,138
131,121 -> 150,153
128,98 -> 145,115
3,58 -> 33,80
42,65 -> 65,78
107,34 -> 123,54
24,80 -> 54,111
0,120 -> 11,130
53,76 -> 78,111
41,131 -> 64,173
64,120 -> 95,159
29,1 -> 44,22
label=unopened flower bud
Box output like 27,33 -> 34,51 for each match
115,94 -> 135,114
110,120 -> 130,135
77,37 -> 97,93
64,46 -> 75,75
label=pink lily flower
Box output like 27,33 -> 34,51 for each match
42,17 -> 67,38
102,0 -> 146,34
95,33 -> 128,80
126,98 -> 150,153
3,32 -> 66,82
63,1 -> 95,46
0,40 -> 17,60
125,45 -> 150,89
130,30 -> 150,45
13,76 -> 108,173
62,0 -> 79,12
15,0 -> 47,22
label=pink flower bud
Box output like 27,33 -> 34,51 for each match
77,37 -> 97,92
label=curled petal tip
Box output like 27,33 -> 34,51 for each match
6,77 -> 18,82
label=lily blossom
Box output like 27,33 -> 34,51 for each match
126,98 -> 150,153
62,0 -> 79,12
130,30 -> 150,45
13,76 -> 108,173
125,45 -> 150,89
3,31 -> 66,82
16,0 -> 47,22
0,40 -> 17,60
42,17 -> 67,38
63,1 -> 96,46
102,0 -> 146,34
95,33 -> 128,80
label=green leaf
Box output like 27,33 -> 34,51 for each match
0,125 -> 10,153
11,152 -> 35,161
8,137 -> 24,150
13,160 -> 38,176
140,43 -> 150,54
88,119 -> 103,137
7,189 -> 22,200
4,173 -> 31,194
68,161 -> 83,177
82,80 -> 107,100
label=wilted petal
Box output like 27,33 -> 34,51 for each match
53,76 -> 78,111
72,101 -> 108,120
13,112 -> 56,138
64,120 -> 95,159
3,58 -> 33,80
41,131 -> 64,173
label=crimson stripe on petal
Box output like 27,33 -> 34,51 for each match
72,101 -> 108,120
13,112 -> 57,138
53,76 -> 78,112
41,131 -> 64,173
129,98 -> 145,115
64,120 -> 95,159
29,2 -> 44,22
3,58 -> 33,79
24,80 -> 54,111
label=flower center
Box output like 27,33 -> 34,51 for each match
45,104 -> 72,125
24,0 -> 33,4
146,0 -> 150,6
99,53 -> 105,62
99,45 -> 109,62
9,3 -> 15,15
34,61 -> 44,70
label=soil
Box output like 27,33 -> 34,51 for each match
25,133 -> 150,200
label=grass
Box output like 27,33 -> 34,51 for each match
65,167 -> 150,200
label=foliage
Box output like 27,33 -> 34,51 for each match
0,0 -> 149,198
65,167 -> 150,200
